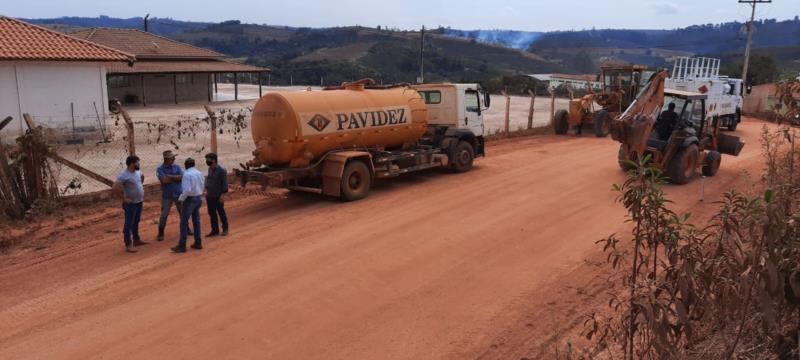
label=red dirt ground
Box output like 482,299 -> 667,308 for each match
0,118 -> 771,359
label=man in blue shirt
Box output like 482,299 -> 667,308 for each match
112,155 -> 146,253
172,157 -> 205,253
156,150 -> 192,241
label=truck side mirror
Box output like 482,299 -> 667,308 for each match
746,85 -> 753,95
484,91 -> 491,108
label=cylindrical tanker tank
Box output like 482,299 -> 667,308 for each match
248,81 -> 428,168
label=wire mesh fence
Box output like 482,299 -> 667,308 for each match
32,104 -> 254,196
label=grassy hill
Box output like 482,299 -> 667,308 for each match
171,22 -> 562,85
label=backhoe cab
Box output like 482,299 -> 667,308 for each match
612,70 -> 745,184
552,64 -> 649,137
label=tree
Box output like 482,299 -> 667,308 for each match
722,54 -> 780,85
571,50 -> 596,74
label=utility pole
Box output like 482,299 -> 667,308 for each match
143,14 -> 150,32
738,0 -> 771,86
417,26 -> 425,84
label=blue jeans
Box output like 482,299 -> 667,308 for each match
206,196 -> 228,234
178,196 -> 202,248
122,202 -> 143,246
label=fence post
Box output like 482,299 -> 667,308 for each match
502,90 -> 510,133
527,89 -> 536,129
120,110 -> 135,155
204,105 -> 218,154
549,90 -> 556,126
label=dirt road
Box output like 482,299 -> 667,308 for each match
0,119 -> 768,359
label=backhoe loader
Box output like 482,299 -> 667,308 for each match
610,70 -> 746,184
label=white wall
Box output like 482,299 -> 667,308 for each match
0,61 -> 109,143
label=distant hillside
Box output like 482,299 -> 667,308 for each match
24,16 -> 210,36
170,21 -> 562,85
443,29 -> 543,50
527,18 -> 800,72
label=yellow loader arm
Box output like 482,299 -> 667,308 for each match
610,70 -> 669,157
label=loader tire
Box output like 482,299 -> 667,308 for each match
666,144 -> 699,185
553,109 -> 569,135
340,160 -> 371,201
702,151 -> 722,177
618,144 -> 636,172
593,110 -> 610,137
451,141 -> 475,173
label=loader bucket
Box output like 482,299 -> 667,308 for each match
718,134 -> 745,156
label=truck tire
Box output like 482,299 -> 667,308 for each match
593,110 -> 610,137
728,109 -> 740,131
340,160 -> 371,201
452,141 -> 475,173
618,144 -> 635,172
553,109 -> 569,135
702,150 -> 722,177
666,144 -> 699,185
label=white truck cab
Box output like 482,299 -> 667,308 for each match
666,57 -> 744,131
413,83 -> 489,159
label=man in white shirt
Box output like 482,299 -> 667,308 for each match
172,158 -> 205,253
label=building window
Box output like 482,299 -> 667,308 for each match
176,74 -> 192,84
418,90 -> 441,104
108,75 -> 130,88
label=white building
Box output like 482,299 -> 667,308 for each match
529,73 -> 602,91
0,16 -> 133,143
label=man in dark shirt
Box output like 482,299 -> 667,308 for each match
656,102 -> 679,141
205,153 -> 229,237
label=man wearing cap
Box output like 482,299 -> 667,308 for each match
156,150 -> 192,241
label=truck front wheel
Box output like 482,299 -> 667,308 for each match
452,141 -> 475,173
340,160 -> 371,201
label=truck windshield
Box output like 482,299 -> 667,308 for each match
603,70 -> 633,93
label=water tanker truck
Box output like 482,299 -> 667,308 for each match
235,79 -> 489,201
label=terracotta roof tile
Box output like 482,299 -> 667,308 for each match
70,28 -> 224,59
0,16 -> 133,61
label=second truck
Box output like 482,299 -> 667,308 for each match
235,79 -> 489,201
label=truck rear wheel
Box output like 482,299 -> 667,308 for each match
340,160 -> 371,201
702,150 -> 721,177
666,144 -> 699,184
553,109 -> 569,135
593,110 -> 610,137
452,141 -> 475,173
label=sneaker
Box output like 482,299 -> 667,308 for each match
171,246 -> 186,253
156,234 -> 164,242
190,243 -> 203,250
133,239 -> 149,246
206,232 -> 219,238
222,229 -> 229,236
126,245 -> 138,253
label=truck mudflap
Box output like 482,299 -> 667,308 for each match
718,134 -> 745,156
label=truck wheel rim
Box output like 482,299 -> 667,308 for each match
349,172 -> 362,190
459,150 -> 470,164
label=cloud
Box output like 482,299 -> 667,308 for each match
649,1 -> 680,15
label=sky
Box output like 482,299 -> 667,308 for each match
2,0 -> 798,31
